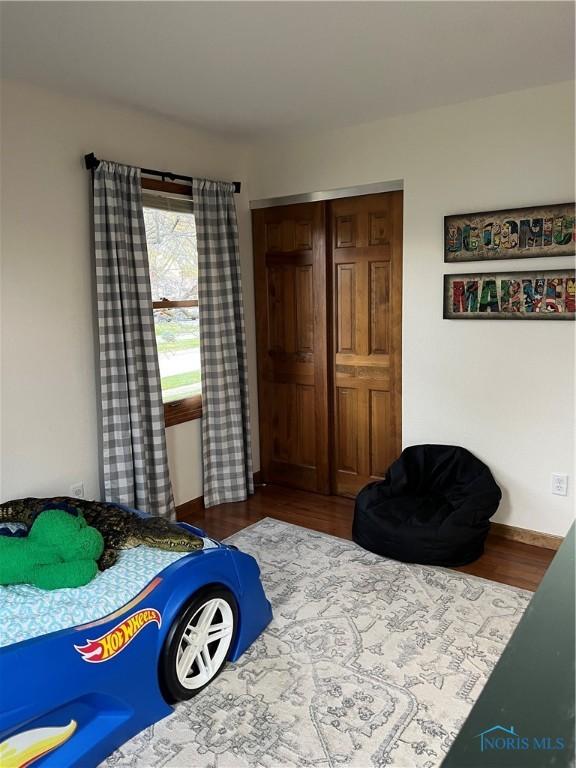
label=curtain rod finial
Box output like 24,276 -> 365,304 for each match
84,152 -> 99,170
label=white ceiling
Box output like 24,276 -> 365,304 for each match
1,1 -> 574,139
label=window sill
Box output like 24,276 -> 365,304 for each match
164,396 -> 202,428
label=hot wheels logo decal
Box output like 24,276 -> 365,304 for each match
74,608 -> 161,662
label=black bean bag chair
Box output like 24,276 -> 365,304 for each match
352,444 -> 502,566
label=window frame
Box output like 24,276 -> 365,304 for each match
142,177 -> 202,428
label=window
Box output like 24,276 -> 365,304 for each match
142,179 -> 201,427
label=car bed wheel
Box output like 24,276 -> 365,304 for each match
160,587 -> 237,702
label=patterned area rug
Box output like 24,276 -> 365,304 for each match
103,518 -> 531,768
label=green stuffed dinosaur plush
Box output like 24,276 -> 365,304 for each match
0,509 -> 104,590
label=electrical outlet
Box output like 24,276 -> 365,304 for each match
551,473 -> 568,496
70,482 -> 85,499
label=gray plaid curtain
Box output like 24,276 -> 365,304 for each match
193,179 -> 254,507
92,161 -> 175,519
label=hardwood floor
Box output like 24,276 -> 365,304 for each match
180,484 -> 556,592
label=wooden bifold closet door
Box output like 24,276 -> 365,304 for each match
253,191 -> 402,498
252,203 -> 330,493
330,192 -> 402,496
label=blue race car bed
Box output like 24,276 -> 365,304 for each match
0,522 -> 272,768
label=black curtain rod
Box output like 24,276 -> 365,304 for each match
84,153 -> 241,194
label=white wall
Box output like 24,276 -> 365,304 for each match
0,80 -> 260,507
250,81 -> 575,537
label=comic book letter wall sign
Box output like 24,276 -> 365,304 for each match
443,269 -> 575,320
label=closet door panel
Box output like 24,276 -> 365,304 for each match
295,266 -> 314,353
370,261 -> 391,354
330,192 -> 402,497
369,389 -> 396,478
253,203 -> 329,493
270,381 -> 294,464
335,386 -> 359,474
296,383 -> 316,467
336,264 -> 356,354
